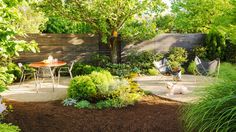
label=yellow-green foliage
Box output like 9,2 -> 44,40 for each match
0,123 -> 20,132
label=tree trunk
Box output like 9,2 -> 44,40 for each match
110,36 -> 118,63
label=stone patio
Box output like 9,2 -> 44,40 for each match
1,75 -> 210,103
134,75 -> 211,103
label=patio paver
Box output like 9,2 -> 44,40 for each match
134,75 -> 211,103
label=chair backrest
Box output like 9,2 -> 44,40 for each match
195,56 -> 220,76
69,60 -> 77,72
153,58 -> 169,74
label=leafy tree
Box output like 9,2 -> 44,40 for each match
171,0 -> 232,33
0,0 -> 39,87
156,14 -> 175,33
37,0 -> 166,63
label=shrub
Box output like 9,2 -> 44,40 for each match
124,50 -> 163,74
0,67 -> 14,85
68,76 -> 97,101
106,63 -> 132,77
6,63 -> 22,82
0,123 -> 20,132
89,53 -> 111,68
190,46 -> 208,60
167,47 -> 188,69
89,71 -> 113,98
187,61 -> 196,74
74,100 -> 92,109
72,63 -> 103,76
148,68 -> 159,75
62,98 -> 77,106
0,80 -> 6,93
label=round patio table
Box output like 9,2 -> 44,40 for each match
29,61 -> 66,68
29,61 -> 67,92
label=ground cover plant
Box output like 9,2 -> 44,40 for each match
182,63 -> 236,131
65,70 -> 144,109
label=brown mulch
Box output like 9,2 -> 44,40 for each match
4,95 -> 183,132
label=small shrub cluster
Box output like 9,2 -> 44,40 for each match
65,71 -> 143,109
0,123 -> 20,132
72,62 -> 103,76
182,62 -> 236,132
167,47 -> 188,71
124,50 -> 163,74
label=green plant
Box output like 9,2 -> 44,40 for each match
89,53 -> 111,68
0,80 -> 6,93
68,76 -> 97,101
6,63 -> 22,82
167,47 -> 188,69
187,61 -> 196,74
72,63 -> 103,76
148,68 -> 159,75
125,50 -> 163,74
0,123 -> 20,132
74,100 -> 92,109
0,67 -> 14,85
62,98 -> 77,106
182,62 -> 236,131
89,71 -> 113,98
106,63 -> 132,77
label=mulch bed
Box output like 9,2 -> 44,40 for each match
4,95 -> 183,132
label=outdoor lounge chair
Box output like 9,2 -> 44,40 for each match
194,56 -> 220,81
153,58 -> 172,82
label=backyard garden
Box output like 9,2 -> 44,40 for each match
1,0 -> 236,132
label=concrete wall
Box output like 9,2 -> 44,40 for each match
16,33 -> 205,63
123,33 -> 205,54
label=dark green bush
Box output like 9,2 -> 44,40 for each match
72,63 -> 103,76
68,76 -> 97,101
88,53 -> 111,68
124,50 -> 163,74
0,123 -> 20,132
95,98 -> 123,109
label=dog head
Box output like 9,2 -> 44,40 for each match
166,82 -> 174,90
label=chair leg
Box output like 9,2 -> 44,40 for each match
18,74 -> 24,88
69,71 -> 73,79
58,72 -> 60,85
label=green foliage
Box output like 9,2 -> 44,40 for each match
124,50 -> 163,74
205,29 -> 227,60
6,63 -> 22,81
72,63 -> 103,76
189,46 -> 208,61
0,67 -> 14,85
0,123 -> 20,132
148,68 -> 159,75
16,1 -> 48,33
171,0 -> 232,33
88,53 -> 111,68
187,61 -> 196,75
68,76 -> 97,101
89,71 -> 113,98
74,100 -> 92,109
106,63 -> 132,77
167,47 -> 188,69
62,98 -> 77,106
42,16 -> 92,33
156,14 -> 174,33
182,62 -> 236,131
218,63 -> 236,81
0,80 -> 6,93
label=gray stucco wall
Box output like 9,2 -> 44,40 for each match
123,33 -> 206,54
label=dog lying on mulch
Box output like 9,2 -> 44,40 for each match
166,82 -> 190,96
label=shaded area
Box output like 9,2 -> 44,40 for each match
5,95 -> 183,132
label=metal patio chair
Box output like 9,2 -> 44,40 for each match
194,56 -> 220,82
18,63 -> 37,88
153,58 -> 172,82
57,60 -> 76,85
